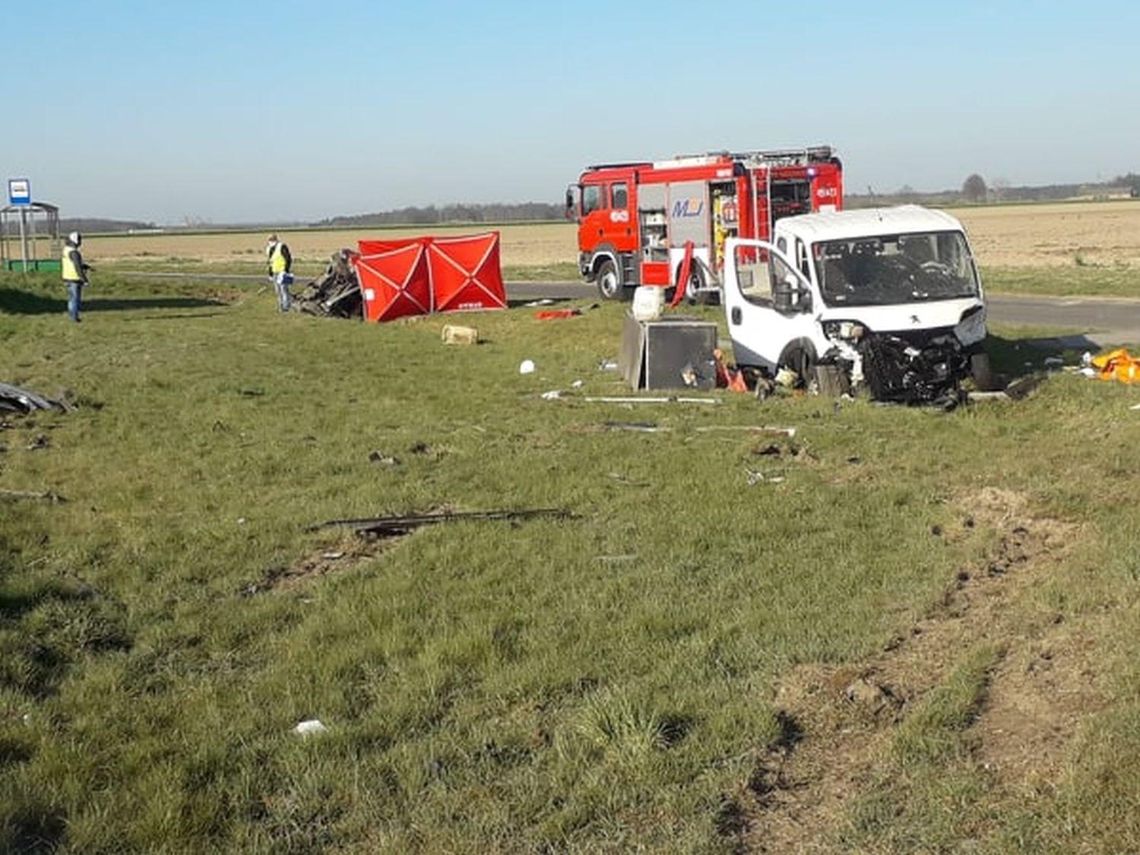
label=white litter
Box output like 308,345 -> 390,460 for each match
540,390 -> 562,400
1079,367 -> 1097,378
571,379 -> 584,389
1130,403 -> 1140,411
519,359 -> 536,375
294,719 -> 328,737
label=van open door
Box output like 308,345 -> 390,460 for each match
723,237 -> 816,371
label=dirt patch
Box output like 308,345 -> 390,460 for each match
241,535 -> 391,595
734,487 -> 1097,851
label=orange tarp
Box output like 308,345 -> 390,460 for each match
1091,348 -> 1140,384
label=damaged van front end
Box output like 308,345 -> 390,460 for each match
723,206 -> 990,404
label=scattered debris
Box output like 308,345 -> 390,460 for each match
26,434 -> 50,451
441,324 -> 478,345
525,298 -> 556,307
368,450 -> 400,466
571,380 -> 584,389
293,250 -> 362,318
0,488 -> 66,503
294,719 -> 328,737
968,391 -> 1012,402
0,382 -> 69,415
535,308 -> 581,320
540,390 -> 563,400
597,359 -> 619,372
583,396 -> 719,405
695,425 -> 797,437
308,507 -> 573,537
604,421 -> 668,432
409,441 -> 432,455
1087,348 -> 1140,383
1130,403 -> 1140,411
519,359 -> 536,375
746,469 -> 786,486
238,388 -> 265,398
1004,373 -> 1046,401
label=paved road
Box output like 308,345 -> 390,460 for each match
116,271 -> 1140,346
509,281 -> 1140,347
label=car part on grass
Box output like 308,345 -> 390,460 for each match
0,382 -> 69,415
0,488 -> 66,503
308,507 -> 573,537
582,396 -> 719,404
693,425 -> 797,437
441,324 -> 478,344
293,249 -> 362,318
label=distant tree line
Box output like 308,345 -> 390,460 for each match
850,172 -> 1140,208
314,202 -> 564,228
58,218 -> 158,234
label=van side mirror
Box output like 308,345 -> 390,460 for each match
773,273 -> 811,313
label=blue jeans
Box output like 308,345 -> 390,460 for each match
274,272 -> 294,312
66,280 -> 84,321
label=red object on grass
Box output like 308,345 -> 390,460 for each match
355,243 -> 432,323
352,232 -> 506,322
534,308 -> 582,320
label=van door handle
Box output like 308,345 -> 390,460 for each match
731,307 -> 742,325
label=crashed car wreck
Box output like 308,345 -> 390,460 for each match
723,205 -> 991,404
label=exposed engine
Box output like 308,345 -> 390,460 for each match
856,331 -> 968,405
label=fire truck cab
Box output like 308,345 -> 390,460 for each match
566,147 -> 842,302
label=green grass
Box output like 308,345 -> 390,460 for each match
2,271 -> 1140,852
983,264 -> 1140,298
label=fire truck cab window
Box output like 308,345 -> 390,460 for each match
612,183 -> 628,209
583,185 -> 603,215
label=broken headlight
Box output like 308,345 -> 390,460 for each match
823,320 -> 866,341
954,305 -> 986,347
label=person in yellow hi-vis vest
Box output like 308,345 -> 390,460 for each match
265,234 -> 294,312
61,231 -> 93,323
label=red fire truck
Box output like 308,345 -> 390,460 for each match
566,146 -> 843,301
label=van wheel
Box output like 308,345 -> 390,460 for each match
596,259 -> 623,301
782,347 -> 815,390
970,352 -> 996,391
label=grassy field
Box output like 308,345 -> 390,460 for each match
3,270 -> 1140,853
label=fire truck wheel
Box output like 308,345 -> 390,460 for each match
595,259 -> 623,301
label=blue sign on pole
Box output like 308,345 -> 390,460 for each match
8,178 -> 31,206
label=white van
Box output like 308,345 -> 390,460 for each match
723,205 -> 991,402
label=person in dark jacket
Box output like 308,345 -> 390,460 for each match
60,232 -> 92,322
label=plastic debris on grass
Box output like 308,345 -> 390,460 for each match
294,719 -> 329,737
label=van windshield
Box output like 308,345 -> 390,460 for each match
815,231 -> 979,307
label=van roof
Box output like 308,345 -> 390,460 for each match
777,205 -> 965,242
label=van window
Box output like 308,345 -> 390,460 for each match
733,244 -> 797,307
583,185 -> 603,215
612,183 -> 628,209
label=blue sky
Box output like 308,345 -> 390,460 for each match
4,0 -> 1138,224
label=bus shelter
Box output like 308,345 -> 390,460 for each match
1,201 -> 61,272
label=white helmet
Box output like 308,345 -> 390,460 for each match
68,231 -> 82,246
